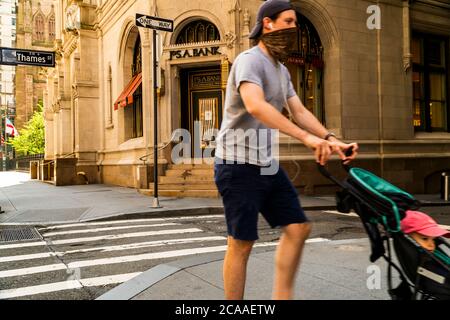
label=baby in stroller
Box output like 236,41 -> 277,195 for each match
319,160 -> 450,300
401,210 -> 450,254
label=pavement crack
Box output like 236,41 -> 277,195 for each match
41,236 -> 95,299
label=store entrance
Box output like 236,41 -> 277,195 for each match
180,67 -> 222,157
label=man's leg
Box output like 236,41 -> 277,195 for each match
273,222 -> 312,300
223,236 -> 255,300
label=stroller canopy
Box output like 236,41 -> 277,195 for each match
349,167 -> 417,232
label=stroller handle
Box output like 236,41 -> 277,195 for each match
317,146 -> 354,186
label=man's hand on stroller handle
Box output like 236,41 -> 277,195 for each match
305,133 -> 358,166
336,142 -> 359,165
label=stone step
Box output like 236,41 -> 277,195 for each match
165,169 -> 214,177
169,163 -> 214,170
139,189 -> 219,198
150,183 -> 217,190
159,176 -> 215,184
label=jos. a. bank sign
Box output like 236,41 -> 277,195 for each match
169,46 -> 221,60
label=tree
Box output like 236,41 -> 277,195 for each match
10,101 -> 45,156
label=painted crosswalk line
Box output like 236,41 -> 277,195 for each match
0,228 -> 203,250
0,242 -> 279,279
0,272 -> 141,299
323,210 -> 359,217
35,215 -> 225,231
0,236 -> 227,263
42,222 -> 179,237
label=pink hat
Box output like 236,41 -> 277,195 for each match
401,210 -> 450,238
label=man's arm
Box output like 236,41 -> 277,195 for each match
287,94 -> 359,163
239,82 -> 335,165
286,95 -> 329,140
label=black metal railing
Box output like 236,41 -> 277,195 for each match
14,154 -> 44,171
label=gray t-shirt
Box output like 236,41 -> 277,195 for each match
215,45 -> 297,166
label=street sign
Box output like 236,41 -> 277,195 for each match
0,47 -> 55,67
135,14 -> 174,32
135,13 -> 174,208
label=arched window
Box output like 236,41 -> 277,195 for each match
48,15 -> 56,41
132,36 -> 142,76
126,35 -> 143,139
34,14 -> 45,41
176,20 -> 220,44
285,14 -> 325,123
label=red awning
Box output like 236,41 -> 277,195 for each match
114,73 -> 142,110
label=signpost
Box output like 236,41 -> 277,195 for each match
135,14 -> 173,208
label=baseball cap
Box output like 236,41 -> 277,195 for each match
401,210 -> 450,238
248,0 -> 294,39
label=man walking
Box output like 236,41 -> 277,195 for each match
214,0 -> 358,300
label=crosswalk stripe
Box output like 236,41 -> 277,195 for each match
0,272 -> 141,299
0,251 -> 60,263
36,215 -> 224,231
42,222 -> 179,237
0,228 -> 203,250
0,242 -> 279,279
50,228 -> 204,246
0,236 -> 227,263
323,210 -> 359,217
38,219 -> 167,230
0,263 -> 67,278
0,241 -> 47,250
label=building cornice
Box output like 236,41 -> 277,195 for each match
62,32 -> 80,57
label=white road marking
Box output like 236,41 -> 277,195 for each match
0,241 -> 47,250
0,272 -> 141,299
323,210 -> 359,218
0,251 -> 59,263
68,242 -> 278,269
438,224 -> 450,231
35,215 -> 224,231
0,263 -> 67,278
50,228 -> 204,246
0,236 -> 227,263
42,222 -> 179,237
0,228 -> 203,250
305,237 -> 331,243
0,242 -> 278,279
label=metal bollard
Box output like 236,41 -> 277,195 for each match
441,172 -> 450,201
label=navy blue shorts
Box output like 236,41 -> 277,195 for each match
214,158 -> 308,241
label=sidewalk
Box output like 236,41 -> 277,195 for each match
0,171 -> 337,225
0,171 -> 448,225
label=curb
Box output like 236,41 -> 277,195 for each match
0,204 -> 338,226
96,252 -> 226,300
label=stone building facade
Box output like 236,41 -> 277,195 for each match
15,0 -> 55,130
43,0 -> 450,196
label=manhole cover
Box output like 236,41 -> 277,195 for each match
0,227 -> 42,243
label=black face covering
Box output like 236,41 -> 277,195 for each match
260,27 -> 298,62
